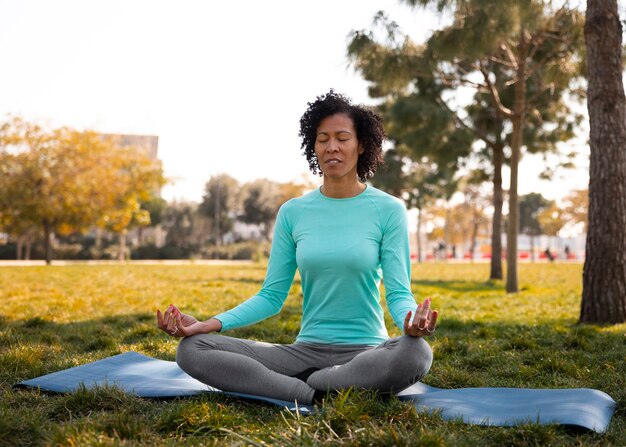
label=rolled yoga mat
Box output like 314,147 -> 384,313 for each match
15,351 -> 616,433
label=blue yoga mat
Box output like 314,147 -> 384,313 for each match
15,352 -> 616,432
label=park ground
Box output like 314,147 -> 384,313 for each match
0,262 -> 625,446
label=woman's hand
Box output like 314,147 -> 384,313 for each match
404,297 -> 438,337
156,304 -> 221,338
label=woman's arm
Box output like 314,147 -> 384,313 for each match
380,199 -> 439,336
211,203 -> 298,331
156,204 -> 298,337
379,199 -> 419,329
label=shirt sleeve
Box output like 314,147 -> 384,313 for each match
380,199 -> 417,331
213,203 -> 298,331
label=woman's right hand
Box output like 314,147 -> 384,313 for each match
403,297 -> 438,337
156,304 -> 222,338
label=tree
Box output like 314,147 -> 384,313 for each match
560,188 -> 588,233
95,135 -> 166,261
580,0 -> 626,324
240,179 -> 311,241
0,134 -> 41,260
458,179 -> 491,261
199,174 -> 240,246
0,118 -> 165,263
240,179 -> 281,240
162,201 -> 210,257
276,179 -> 314,207
137,195 -> 167,246
519,192 -> 551,261
348,1 -> 585,291
371,148 -> 456,262
537,201 -> 566,242
0,120 -> 105,263
0,204 -> 39,260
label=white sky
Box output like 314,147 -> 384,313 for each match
0,0 -> 590,203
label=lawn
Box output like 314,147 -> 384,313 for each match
1,262 -> 624,446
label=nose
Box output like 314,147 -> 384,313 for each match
326,138 -> 340,153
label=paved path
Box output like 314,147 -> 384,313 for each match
0,259 -> 255,267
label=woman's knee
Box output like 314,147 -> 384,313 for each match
175,333 -> 219,373
175,336 -> 195,372
389,336 -> 433,383
410,336 -> 433,378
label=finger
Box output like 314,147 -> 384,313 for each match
167,317 -> 177,333
175,313 -> 186,336
168,305 -> 181,324
161,309 -> 172,330
413,312 -> 427,330
428,310 -> 438,332
162,310 -> 171,329
404,310 -> 412,332
166,304 -> 178,321
158,310 -> 173,334
165,309 -> 177,332
413,303 -> 423,322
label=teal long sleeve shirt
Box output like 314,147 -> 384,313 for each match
214,186 -> 418,345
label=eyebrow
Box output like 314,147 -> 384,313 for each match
316,130 -> 353,136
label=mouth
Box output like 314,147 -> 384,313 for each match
326,159 -> 342,165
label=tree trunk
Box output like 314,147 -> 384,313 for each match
25,237 -> 32,260
94,227 -> 103,259
416,208 -> 423,263
530,234 -> 535,263
580,0 -> 626,324
118,230 -> 127,261
215,183 -> 222,247
443,204 -> 451,261
263,222 -> 272,242
43,221 -> 53,265
16,236 -> 24,260
506,30 -> 528,293
470,216 -> 478,262
490,145 -> 504,279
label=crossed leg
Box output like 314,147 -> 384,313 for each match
176,333 -> 432,405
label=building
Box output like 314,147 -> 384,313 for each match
100,133 -> 159,161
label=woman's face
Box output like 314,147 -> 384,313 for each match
314,113 -> 364,181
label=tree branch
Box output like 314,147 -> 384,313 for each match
434,94 -> 498,150
499,43 -> 518,70
479,60 -> 513,118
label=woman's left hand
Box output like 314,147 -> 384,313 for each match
404,297 -> 438,337
157,304 -> 199,338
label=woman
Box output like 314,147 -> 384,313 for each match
157,90 -> 438,405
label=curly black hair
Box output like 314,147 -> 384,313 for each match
299,90 -> 386,182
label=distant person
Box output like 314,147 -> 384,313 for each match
564,245 -> 571,259
156,90 -> 438,405
438,241 -> 446,260
544,248 -> 555,262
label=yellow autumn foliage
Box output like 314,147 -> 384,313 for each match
0,116 -> 166,261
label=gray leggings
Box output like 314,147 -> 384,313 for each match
176,334 -> 433,405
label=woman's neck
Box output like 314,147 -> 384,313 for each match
321,177 -> 366,198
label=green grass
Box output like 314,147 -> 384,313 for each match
1,262 -> 624,446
